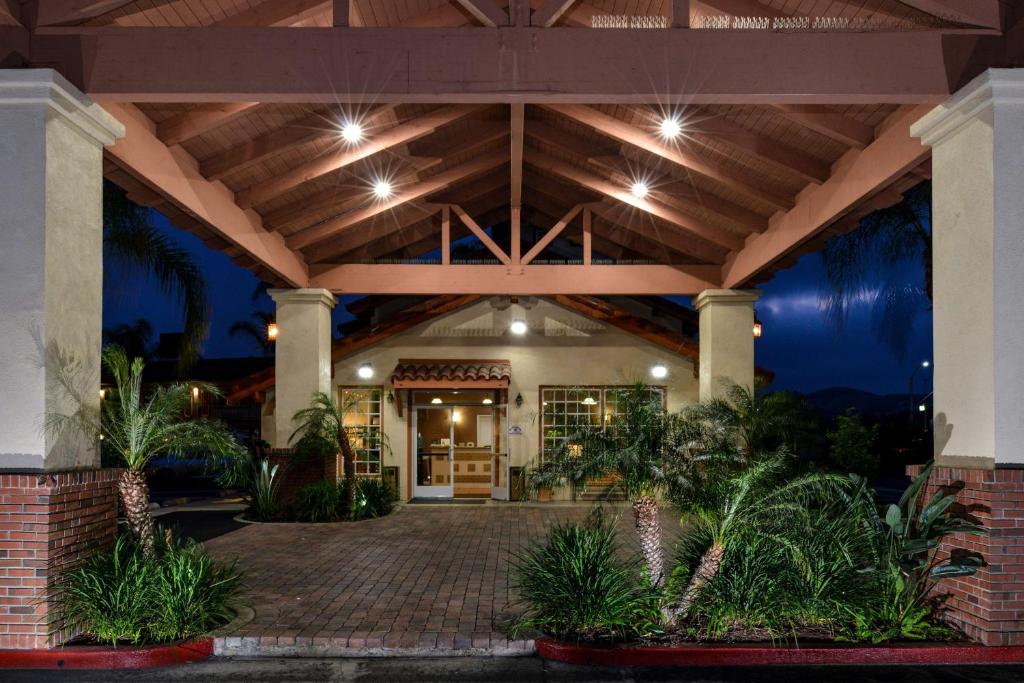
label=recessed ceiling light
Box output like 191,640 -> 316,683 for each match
341,121 -> 363,143
631,181 -> 649,199
373,180 -> 392,199
357,363 -> 374,379
509,319 -> 528,335
659,115 -> 682,139
650,364 -> 668,379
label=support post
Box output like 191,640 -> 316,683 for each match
692,289 -> 760,401
0,69 -> 125,648
910,68 -> 1024,646
268,289 -> 337,448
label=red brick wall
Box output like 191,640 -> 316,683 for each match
0,469 -> 120,649
908,464 -> 1024,646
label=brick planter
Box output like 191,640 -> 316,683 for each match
908,464 -> 1024,646
0,469 -> 121,649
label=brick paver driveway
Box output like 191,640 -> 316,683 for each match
205,502 -> 681,656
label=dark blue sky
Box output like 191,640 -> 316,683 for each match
104,211 -> 932,396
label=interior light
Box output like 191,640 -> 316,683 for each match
267,322 -> 279,341
341,121 -> 363,143
650,364 -> 668,379
357,363 -> 374,379
509,319 -> 528,335
631,181 -> 649,199
373,179 -> 392,200
482,398 -> 493,405
431,397 -> 442,404
659,115 -> 682,139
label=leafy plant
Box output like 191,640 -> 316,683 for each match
511,513 -> 660,641
353,477 -> 396,520
248,458 -> 281,522
827,413 -> 880,478
293,479 -> 342,523
47,346 -> 245,555
57,532 -> 241,645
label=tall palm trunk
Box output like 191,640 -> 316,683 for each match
632,496 -> 665,588
675,542 -> 725,616
338,426 -> 357,518
118,469 -> 155,556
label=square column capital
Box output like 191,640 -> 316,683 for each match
0,69 -> 124,147
692,289 -> 761,311
912,68 -> 1024,148
269,288 -> 337,309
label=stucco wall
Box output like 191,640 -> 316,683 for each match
329,299 -> 698,499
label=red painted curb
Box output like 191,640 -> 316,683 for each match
0,638 -> 213,669
536,638 -> 1024,667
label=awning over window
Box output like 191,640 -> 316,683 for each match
390,359 -> 511,389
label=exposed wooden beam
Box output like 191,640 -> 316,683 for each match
771,105 -> 875,149
521,204 -> 582,265
216,0 -> 331,27
310,264 -> 721,295
287,152 -> 507,249
526,148 -> 743,251
102,102 -> 308,287
893,1 -> 1002,29
454,0 -> 508,26
532,0 -> 576,27
34,27 -> 992,103
544,104 -> 793,212
157,102 -> 259,146
236,104 -> 483,208
450,204 -> 512,265
722,105 -> 932,288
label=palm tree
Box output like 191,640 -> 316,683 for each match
47,346 -> 244,555
671,453 -> 846,620
227,311 -> 275,356
530,383 -> 695,589
820,181 -> 931,359
104,181 -> 210,368
289,392 -> 360,519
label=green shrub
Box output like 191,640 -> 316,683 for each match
352,478 -> 396,520
292,479 -> 342,522
57,533 -> 242,645
511,514 -> 660,641
827,413 -> 880,478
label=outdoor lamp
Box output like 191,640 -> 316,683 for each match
357,363 -> 374,379
650,363 -> 668,379
267,322 -> 279,341
509,319 -> 528,335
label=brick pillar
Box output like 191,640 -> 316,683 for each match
0,470 -> 120,649
908,465 -> 1024,646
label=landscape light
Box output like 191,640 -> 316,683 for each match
631,181 -> 649,199
650,364 -> 668,379
509,319 -> 528,335
357,363 -> 374,379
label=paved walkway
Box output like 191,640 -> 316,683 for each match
204,502 -> 680,657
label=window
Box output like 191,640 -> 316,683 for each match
340,387 -> 383,476
540,386 -> 665,459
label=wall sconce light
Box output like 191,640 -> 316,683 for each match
753,319 -> 763,339
267,322 -> 279,341
515,392 -> 524,408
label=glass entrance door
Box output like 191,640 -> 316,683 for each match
413,407 -> 454,498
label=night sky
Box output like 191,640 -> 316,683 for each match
104,210 -> 932,396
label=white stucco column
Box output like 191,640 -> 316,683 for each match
693,289 -> 760,401
268,289 -> 336,448
0,69 -> 124,471
912,68 -> 1024,468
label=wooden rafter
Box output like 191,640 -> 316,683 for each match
157,103 -> 259,146
543,104 -> 793,212
287,152 -> 507,249
770,105 -> 875,149
454,0 -> 508,26
722,105 -> 932,287
525,148 -> 743,251
236,104 -> 483,208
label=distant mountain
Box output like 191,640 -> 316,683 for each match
800,387 -> 923,418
